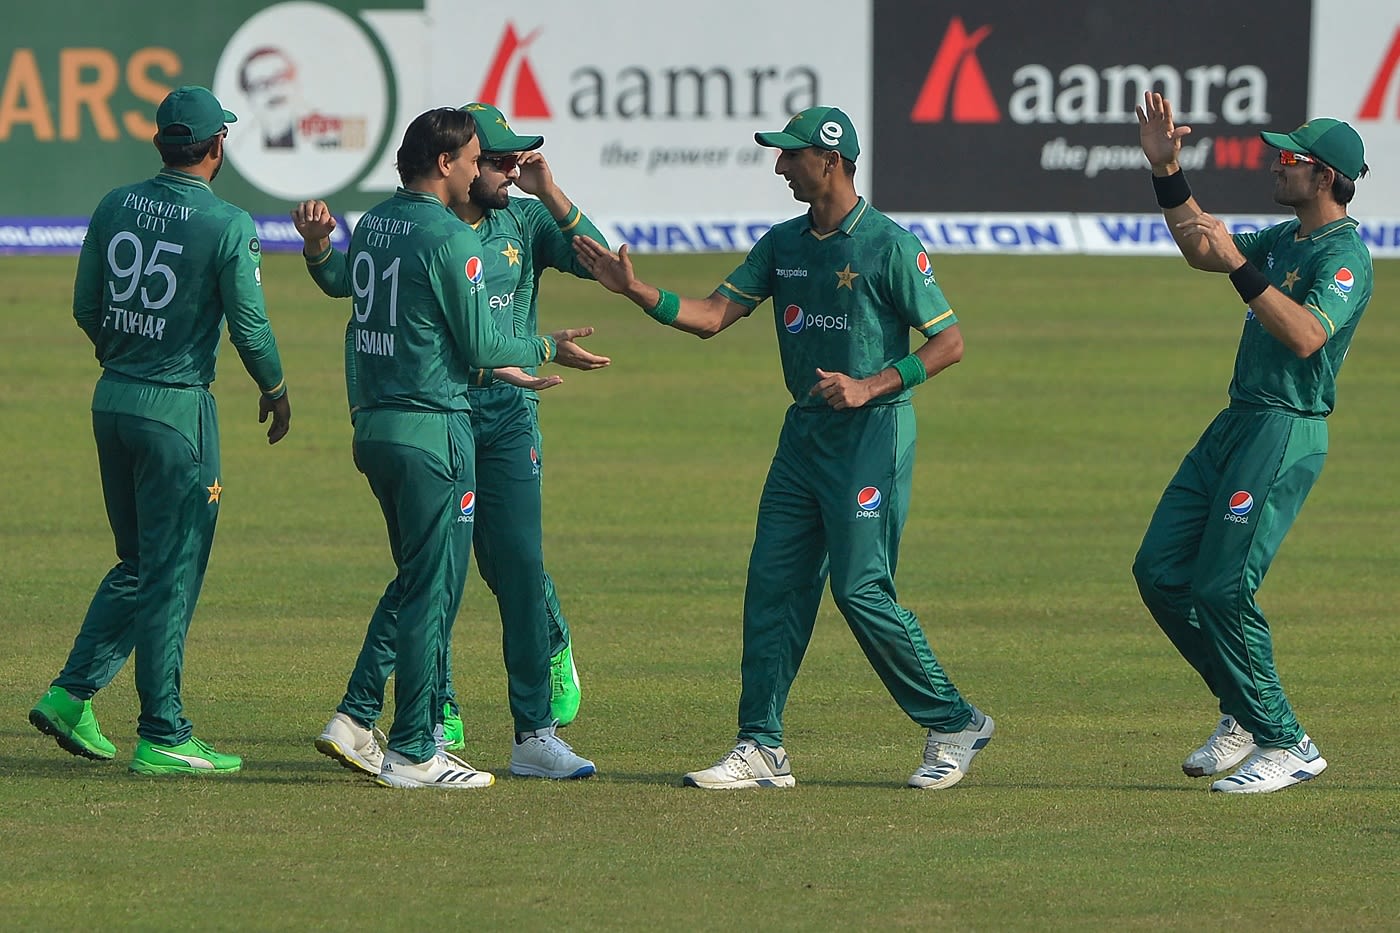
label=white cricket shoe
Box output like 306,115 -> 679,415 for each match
1183,715 -> 1257,777
509,724 -> 596,779
376,749 -> 495,789
315,712 -> 386,777
909,708 -> 995,789
1210,737 -> 1327,794
683,739 -> 795,790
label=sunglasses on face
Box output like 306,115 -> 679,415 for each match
481,153 -> 520,172
1278,150 -> 1317,167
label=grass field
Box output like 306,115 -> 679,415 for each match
2,251 -> 1398,930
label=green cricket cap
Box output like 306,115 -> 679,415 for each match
755,106 -> 859,162
155,85 -> 236,145
458,102 -> 544,153
1259,118 -> 1366,180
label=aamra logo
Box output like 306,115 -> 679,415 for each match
1358,26 -> 1400,119
460,491 -> 476,518
910,17 -> 1000,124
1334,268 -> 1354,294
1229,491 -> 1253,516
784,304 -> 805,333
915,251 -> 933,276
857,486 -> 882,510
477,23 -> 551,119
465,256 -> 485,285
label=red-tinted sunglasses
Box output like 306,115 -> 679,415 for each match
1278,150 -> 1317,167
482,153 -> 520,172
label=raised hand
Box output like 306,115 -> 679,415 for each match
1136,92 -> 1192,171
290,200 -> 337,247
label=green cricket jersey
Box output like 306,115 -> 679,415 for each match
73,169 -> 285,425
467,197 -> 607,389
306,188 -> 556,414
716,198 -> 955,408
1232,216 -> 1373,416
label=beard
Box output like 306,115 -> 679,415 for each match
469,176 -> 510,211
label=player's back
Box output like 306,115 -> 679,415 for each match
345,189 -> 479,413
84,169 -> 255,388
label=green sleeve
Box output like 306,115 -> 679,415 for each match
523,199 -> 609,280
885,234 -> 956,337
1233,227 -> 1277,268
435,229 -> 554,368
72,212 -> 105,345
1301,248 -> 1372,340
305,245 -> 352,298
715,232 -> 774,310
221,215 -> 286,397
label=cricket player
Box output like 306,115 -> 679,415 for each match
295,102 -> 602,781
574,106 -> 995,790
29,85 -> 291,775
1132,92 -> 1373,793
306,107 -> 606,789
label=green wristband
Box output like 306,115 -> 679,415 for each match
892,353 -> 927,390
646,289 -> 681,326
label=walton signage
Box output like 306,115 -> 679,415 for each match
871,0 -> 1310,213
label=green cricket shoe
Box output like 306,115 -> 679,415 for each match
129,736 -> 242,775
550,643 -> 581,726
29,686 -> 117,760
442,702 -> 466,753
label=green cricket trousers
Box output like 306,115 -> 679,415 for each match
1133,406 -> 1326,749
342,409 -> 474,763
55,388 -> 220,745
738,402 -> 974,747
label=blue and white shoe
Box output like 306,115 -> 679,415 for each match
683,739 -> 795,789
909,708 -> 995,789
1183,715 -> 1256,777
1210,736 -> 1327,794
509,724 -> 596,780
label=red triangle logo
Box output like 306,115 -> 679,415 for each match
477,23 -> 551,119
1358,26 -> 1400,120
910,17 -> 1000,124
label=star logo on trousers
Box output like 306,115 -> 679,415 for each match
207,479 -> 223,504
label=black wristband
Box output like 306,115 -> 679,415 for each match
1229,261 -> 1270,304
1151,170 -> 1192,209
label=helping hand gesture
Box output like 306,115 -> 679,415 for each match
572,236 -> 635,295
549,327 -> 612,371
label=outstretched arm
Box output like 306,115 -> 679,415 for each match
572,236 -> 749,338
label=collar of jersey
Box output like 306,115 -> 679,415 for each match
1296,215 -> 1359,242
805,197 -> 869,241
155,169 -> 213,193
394,187 -> 448,208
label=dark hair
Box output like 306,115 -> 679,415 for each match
1315,162 -> 1367,207
841,155 -> 857,178
157,135 -> 220,168
395,108 -> 476,185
